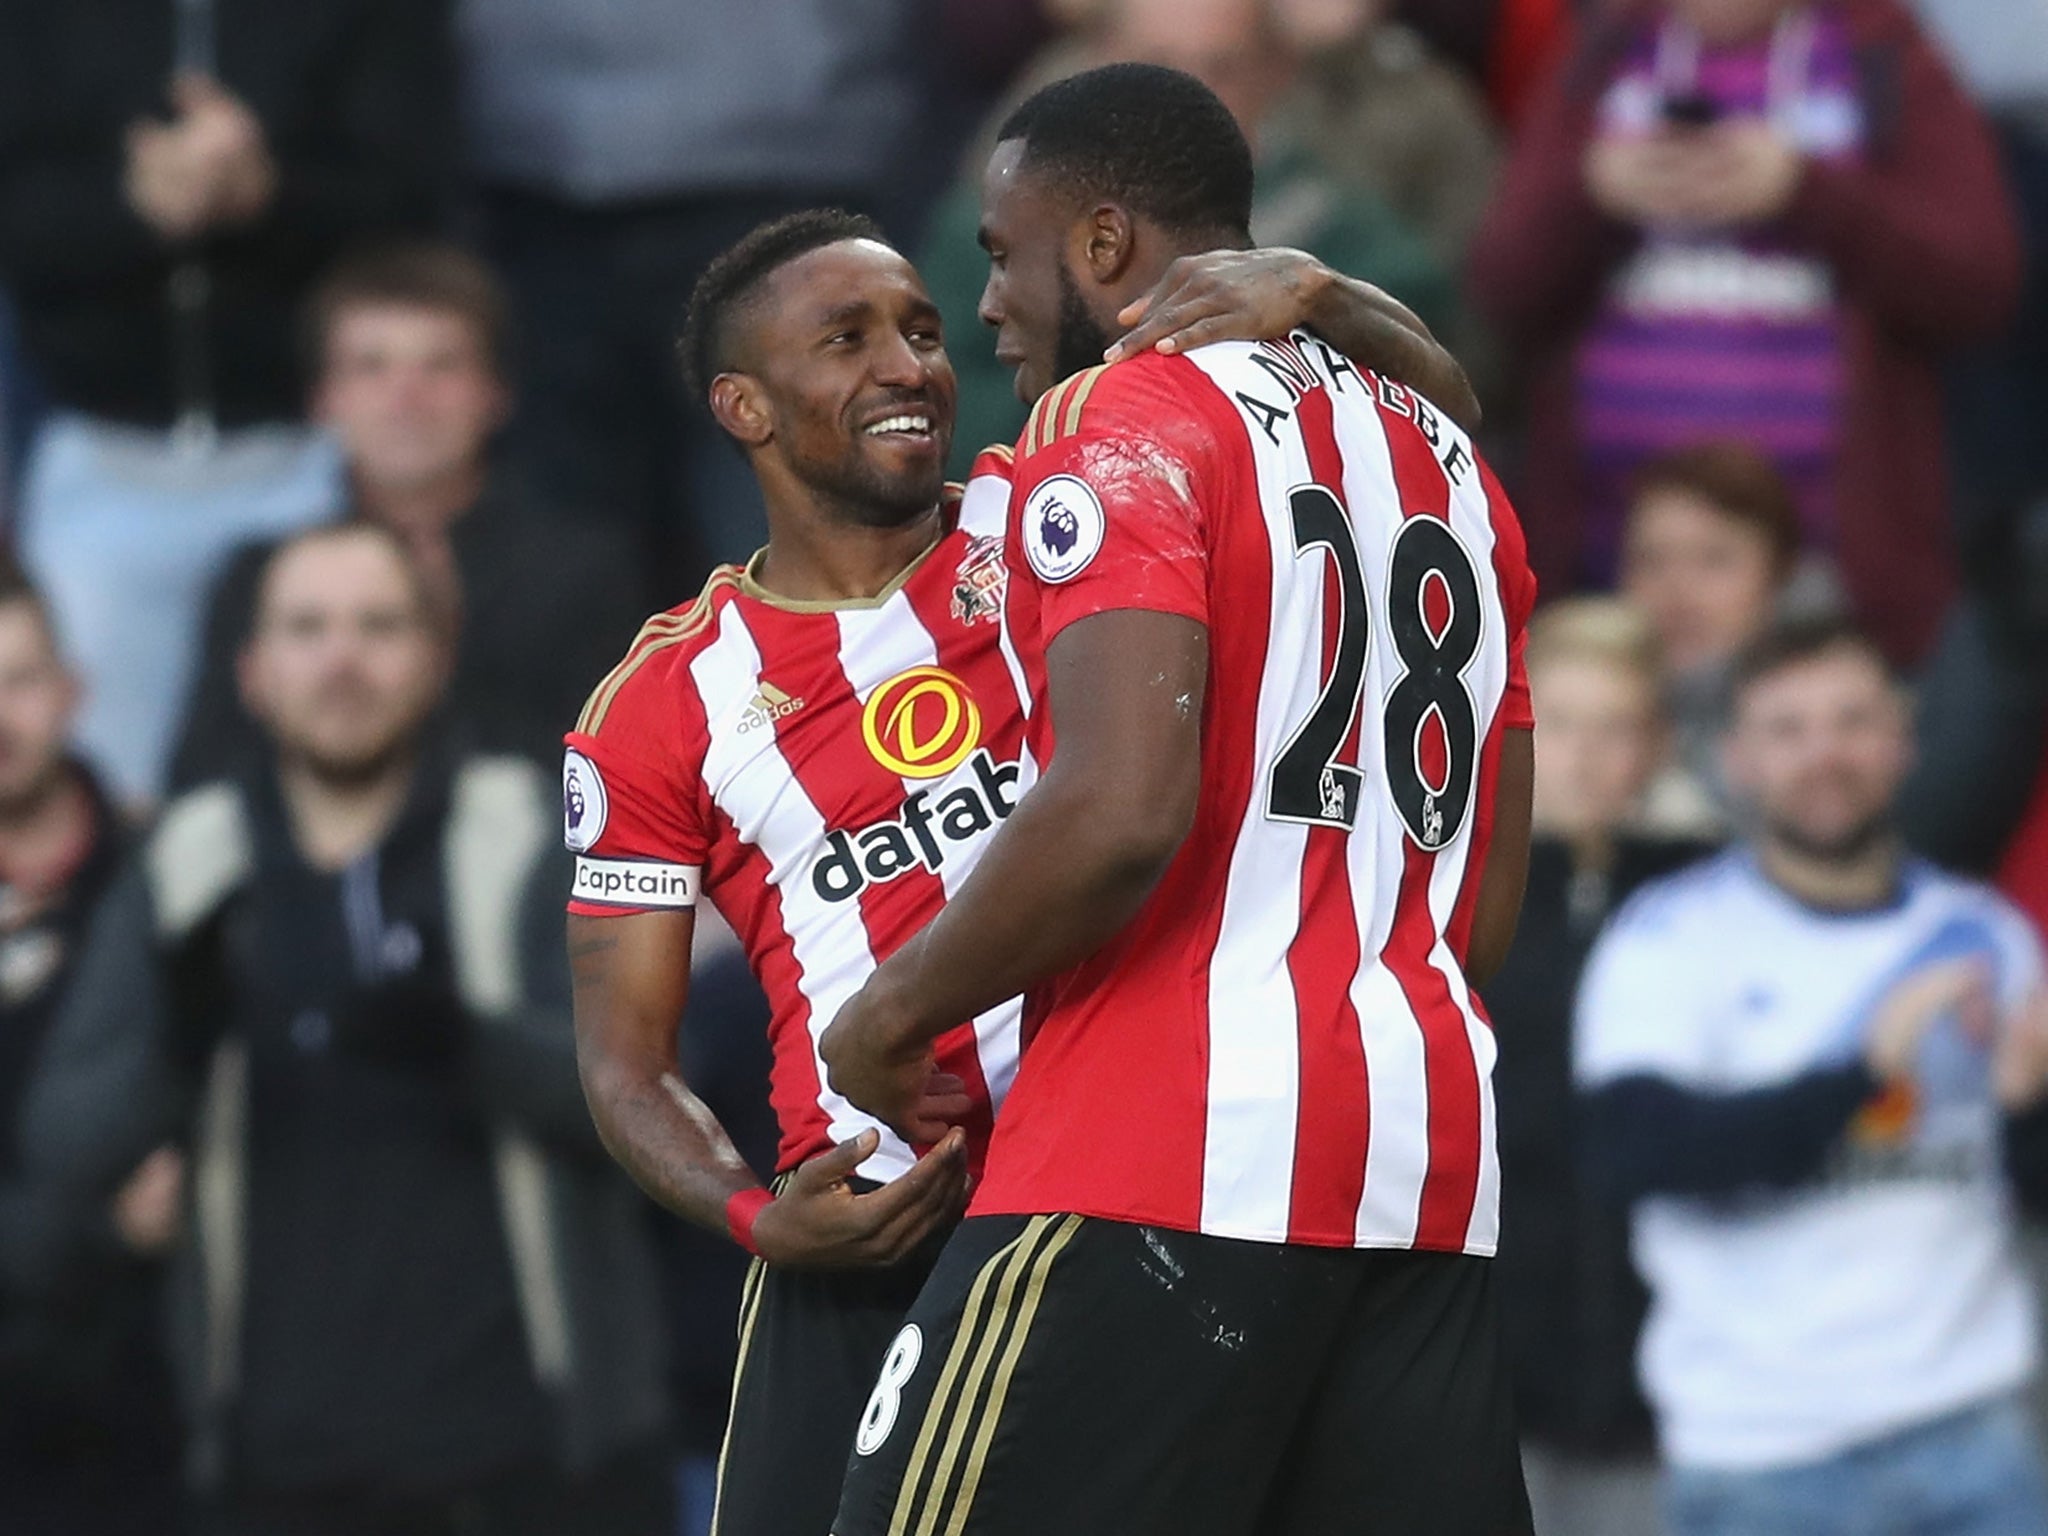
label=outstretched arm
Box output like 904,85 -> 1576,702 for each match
1107,248 -> 1482,432
571,910 -> 966,1267
822,610 -> 1206,1134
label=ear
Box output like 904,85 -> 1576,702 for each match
709,372 -> 774,449
1075,203 -> 1138,286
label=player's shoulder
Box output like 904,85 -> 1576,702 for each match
1014,352 -> 1228,465
574,564 -> 744,739
947,444 -> 1016,541
960,442 -> 1016,484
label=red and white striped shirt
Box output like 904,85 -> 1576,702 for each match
979,337 -> 1536,1254
564,452 -> 1031,1183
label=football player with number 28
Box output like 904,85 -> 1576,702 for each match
823,64 -> 1538,1536
562,202 -> 1473,1536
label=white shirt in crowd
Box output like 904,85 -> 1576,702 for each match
1575,851 -> 2042,1471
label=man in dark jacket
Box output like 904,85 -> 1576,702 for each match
26,524 -> 672,1535
170,242 -> 641,788
0,0 -> 454,803
0,562 -> 184,1534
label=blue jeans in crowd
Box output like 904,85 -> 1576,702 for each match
20,412 -> 339,802
1665,1397 -> 2048,1536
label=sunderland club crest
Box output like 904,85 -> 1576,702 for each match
950,534 -> 1007,626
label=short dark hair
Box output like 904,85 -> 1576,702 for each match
679,208 -> 890,401
1629,441 -> 1803,580
304,242 -> 512,379
1729,614 -> 1895,706
996,63 -> 1255,242
253,521 -> 438,636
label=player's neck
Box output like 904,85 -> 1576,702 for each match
1756,836 -> 1903,913
752,502 -> 945,604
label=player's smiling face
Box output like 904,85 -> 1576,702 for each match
978,139 -> 1113,408
738,240 -> 957,528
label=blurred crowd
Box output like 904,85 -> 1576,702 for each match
1,0 -> 2046,1533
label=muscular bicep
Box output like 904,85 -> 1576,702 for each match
569,909 -> 694,1087
1042,608 -> 1208,855
1467,727 -> 1533,988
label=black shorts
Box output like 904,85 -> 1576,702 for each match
712,1215 -> 949,1536
833,1214 -> 1532,1536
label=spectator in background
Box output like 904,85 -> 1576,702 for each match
1902,3 -> 2048,941
169,243 -> 640,790
1618,440 -> 1805,826
921,0 -> 1470,473
0,0 -> 456,807
24,525 -> 673,1535
1490,598 -> 1714,1536
1246,0 -> 1509,395
0,564 -> 183,1534
1057,0 -> 1502,267
1577,616 -> 2048,1536
1393,0 -> 1575,126
1912,0 -> 2048,535
1469,0 -> 2021,665
458,0 -> 931,590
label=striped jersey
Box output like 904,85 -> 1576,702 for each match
976,335 -> 1536,1253
563,451 -> 1031,1183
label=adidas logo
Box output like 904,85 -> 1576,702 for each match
739,681 -> 805,734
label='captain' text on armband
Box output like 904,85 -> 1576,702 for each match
572,857 -> 701,909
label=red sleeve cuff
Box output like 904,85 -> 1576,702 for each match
725,1186 -> 774,1256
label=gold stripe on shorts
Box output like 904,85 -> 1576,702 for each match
885,1221 -> 1043,1534
888,1214 -> 1083,1536
939,1214 -> 1083,1536
708,1251 -> 772,1536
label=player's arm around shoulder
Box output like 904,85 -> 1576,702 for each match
1105,246 -> 1482,431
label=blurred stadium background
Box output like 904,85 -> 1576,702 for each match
1,0 -> 2045,1532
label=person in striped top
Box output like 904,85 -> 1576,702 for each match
825,65 -> 1537,1535
562,208 -> 1473,1536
